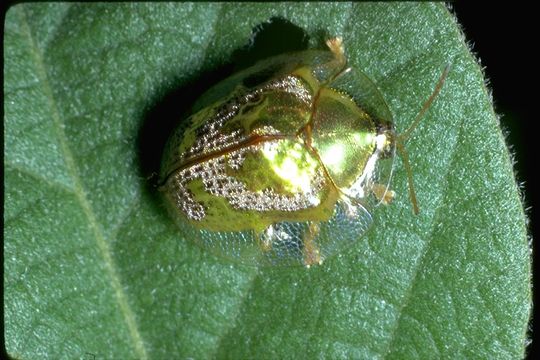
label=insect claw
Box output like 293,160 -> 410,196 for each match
303,223 -> 323,267
372,184 -> 395,205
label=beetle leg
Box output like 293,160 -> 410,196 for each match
257,225 -> 275,252
325,37 -> 346,69
372,183 -> 395,205
303,222 -> 323,267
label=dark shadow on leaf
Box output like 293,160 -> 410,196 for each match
230,17 -> 309,70
136,17 -> 309,209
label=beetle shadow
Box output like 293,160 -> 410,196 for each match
136,17 -> 310,207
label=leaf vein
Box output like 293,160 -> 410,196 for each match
381,105 -> 466,358
5,162 -> 75,194
20,7 -> 149,360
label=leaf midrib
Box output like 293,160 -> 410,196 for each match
19,7 -> 148,359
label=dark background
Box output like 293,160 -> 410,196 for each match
452,3 -> 535,358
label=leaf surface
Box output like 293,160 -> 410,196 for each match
4,3 -> 530,359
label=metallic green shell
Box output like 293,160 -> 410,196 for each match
160,46 -> 396,266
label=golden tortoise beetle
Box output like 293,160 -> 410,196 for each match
160,37 -> 449,267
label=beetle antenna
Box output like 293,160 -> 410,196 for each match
396,64 -> 450,214
399,64 -> 451,143
395,139 -> 419,214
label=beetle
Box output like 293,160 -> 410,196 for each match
159,37 -> 449,267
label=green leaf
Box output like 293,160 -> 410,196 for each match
4,3 -> 530,359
